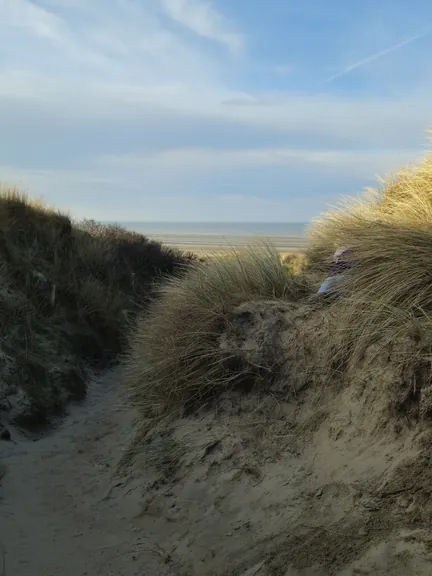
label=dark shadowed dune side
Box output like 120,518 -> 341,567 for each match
0,189 -> 195,430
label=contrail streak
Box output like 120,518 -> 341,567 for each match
326,30 -> 431,83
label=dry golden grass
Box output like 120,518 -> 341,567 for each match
120,148 -> 432,426
125,242 -> 311,417
308,155 -> 432,263
308,152 -> 432,394
281,252 -> 308,276
125,148 -> 432,421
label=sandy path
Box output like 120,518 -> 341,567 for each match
2,366 -> 432,576
0,369 -> 154,576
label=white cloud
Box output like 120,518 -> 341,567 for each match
1,1 -> 432,222
1,1 -> 430,148
95,147 -> 422,177
0,145 -> 423,222
0,0 -> 226,84
0,161 -> 343,222
0,0 -> 63,39
0,72 -> 429,151
161,0 -> 243,52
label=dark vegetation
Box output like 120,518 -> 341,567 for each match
0,189 -> 195,428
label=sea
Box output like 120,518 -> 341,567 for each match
112,222 -> 309,254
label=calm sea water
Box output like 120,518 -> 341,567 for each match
116,222 -> 308,237
107,221 -> 309,252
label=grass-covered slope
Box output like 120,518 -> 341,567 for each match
125,149 -> 432,428
120,150 -> 432,576
125,242 -> 312,417
305,153 -> 432,421
0,189 -> 194,428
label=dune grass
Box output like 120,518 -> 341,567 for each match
120,147 -> 432,428
306,154 -> 432,407
125,242 -> 311,417
7,149 -> 432,428
125,148 -> 432,424
280,252 -> 307,276
0,188 -> 194,427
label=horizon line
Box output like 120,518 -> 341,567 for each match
101,220 -> 310,224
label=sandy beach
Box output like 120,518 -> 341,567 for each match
147,233 -> 307,254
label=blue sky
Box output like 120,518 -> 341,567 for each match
1,0 -> 432,222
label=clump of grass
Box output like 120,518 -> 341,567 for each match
125,242 -> 311,417
308,154 -> 432,268
281,252 -> 307,276
309,151 -> 432,415
0,188 -> 193,427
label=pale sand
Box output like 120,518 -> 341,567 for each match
148,233 -> 307,254
1,360 -> 431,575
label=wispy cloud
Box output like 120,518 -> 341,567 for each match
326,30 -> 431,83
161,0 -> 243,52
0,0 -> 62,39
0,0 -> 230,84
1,1 -> 432,222
95,147 -> 421,176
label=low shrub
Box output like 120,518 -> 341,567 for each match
0,189 -> 192,426
125,242 -> 311,417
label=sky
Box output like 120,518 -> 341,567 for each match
1,0 -> 432,222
